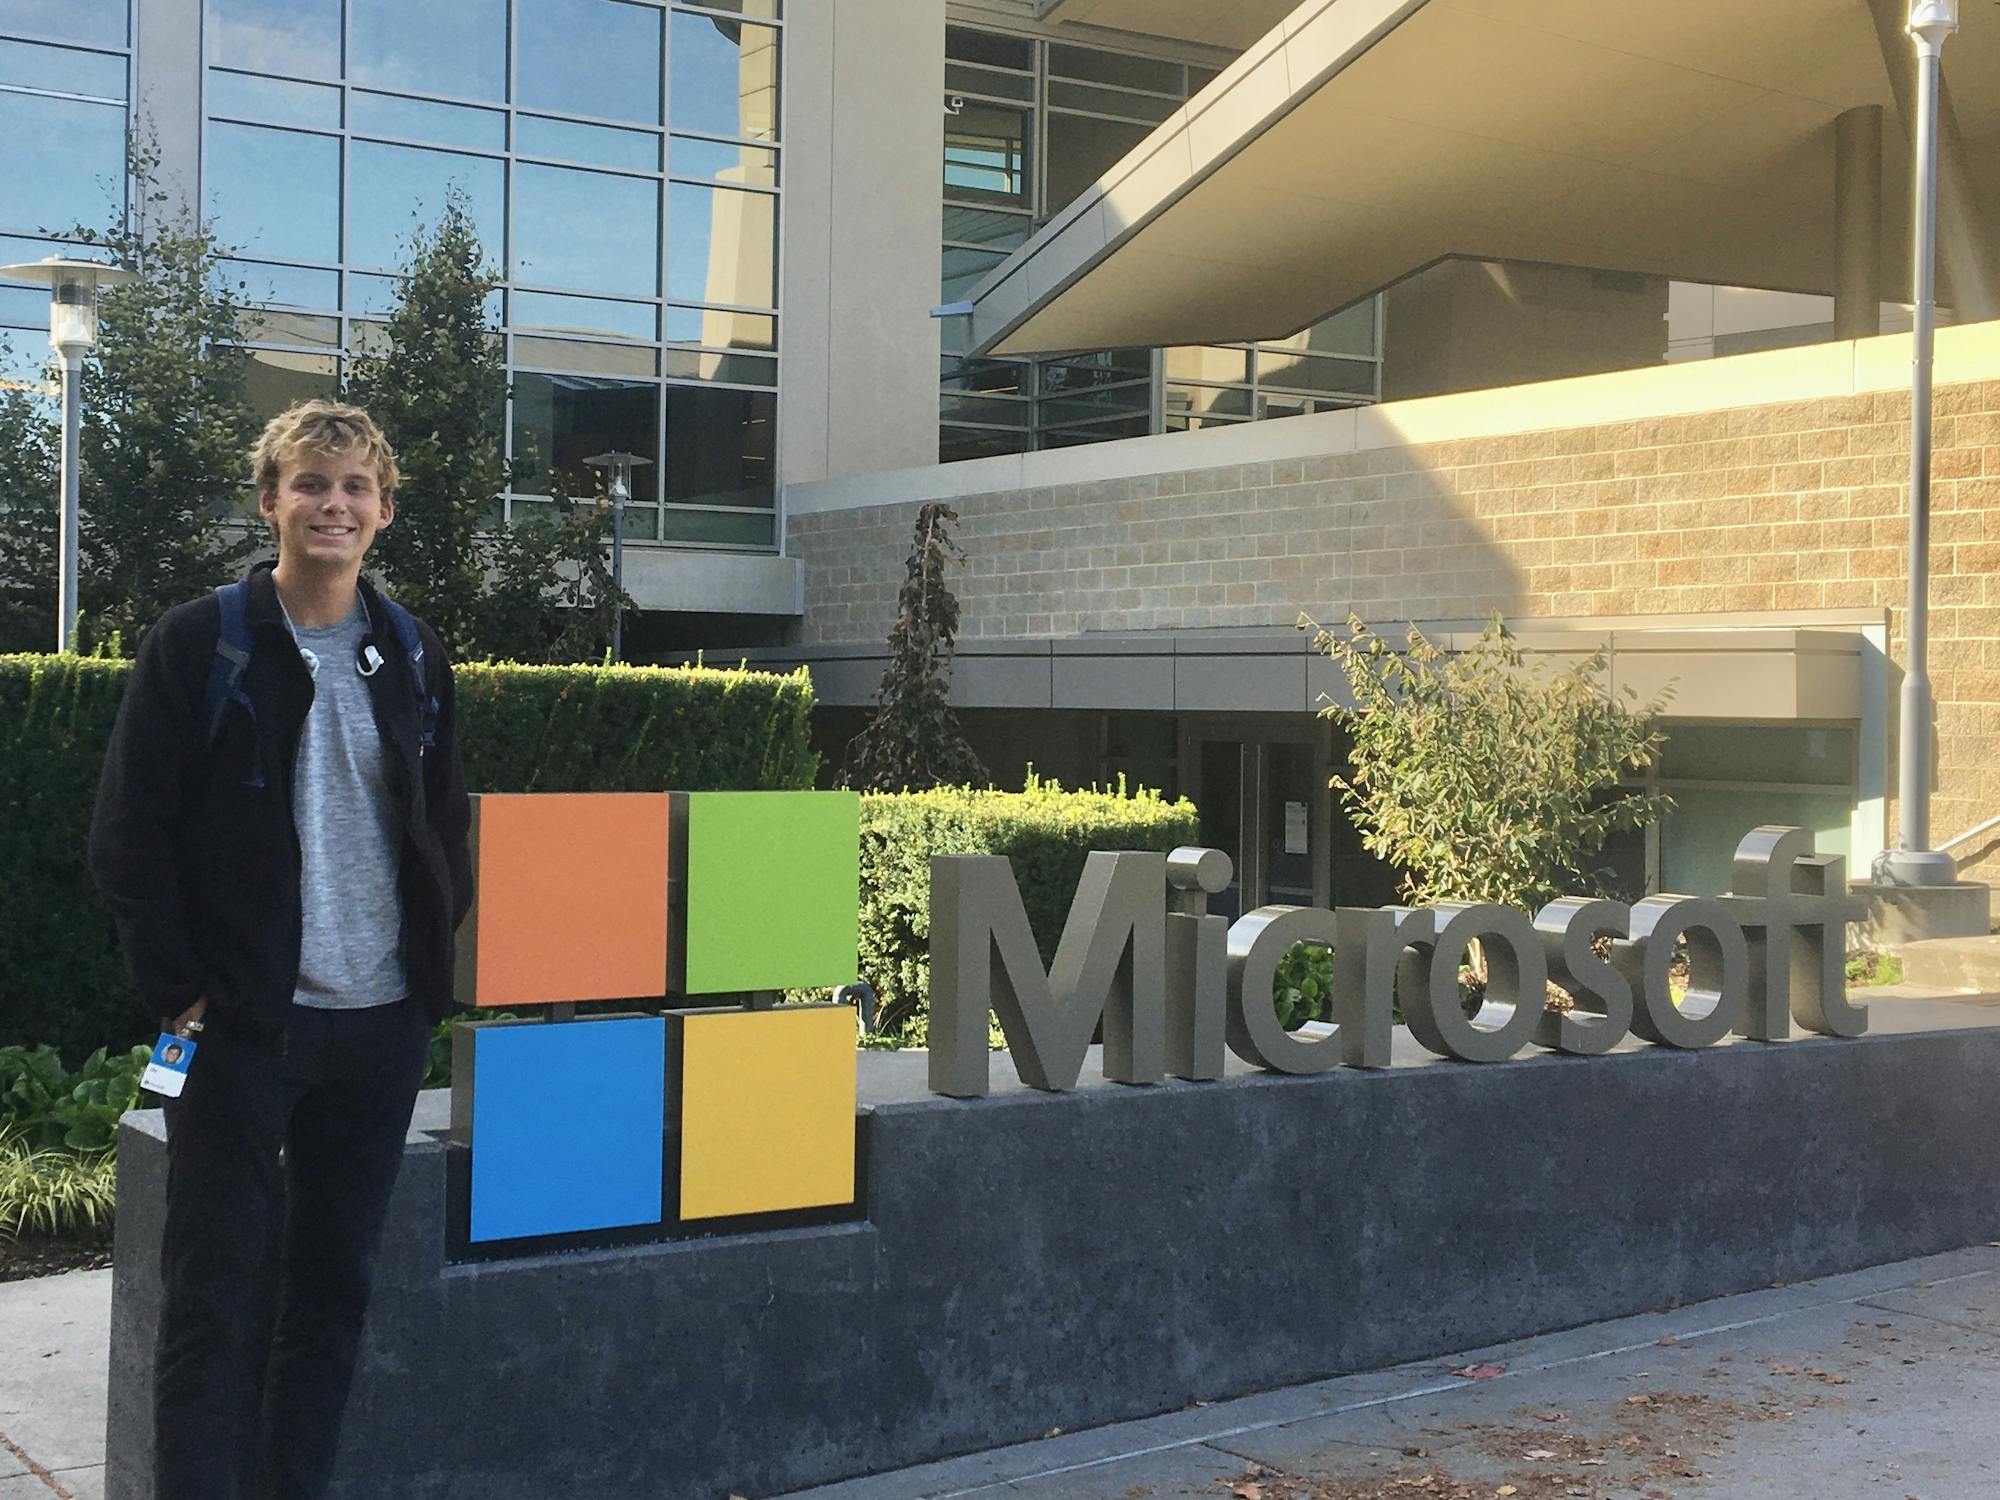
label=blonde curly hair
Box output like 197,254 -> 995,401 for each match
250,399 -> 400,497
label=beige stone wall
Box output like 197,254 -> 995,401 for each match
789,377 -> 2000,882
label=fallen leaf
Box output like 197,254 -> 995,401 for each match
1769,1363 -> 1800,1375
1497,1488 -> 1519,1497
1535,1410 -> 1569,1422
1230,1485 -> 1262,1499
1448,1363 -> 1508,1380
1656,1336 -> 1679,1346
1524,1448 -> 1557,1460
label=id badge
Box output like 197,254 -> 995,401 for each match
141,1032 -> 198,1098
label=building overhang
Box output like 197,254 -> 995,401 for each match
964,0 -> 2000,357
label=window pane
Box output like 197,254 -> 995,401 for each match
677,0 -> 779,18
207,123 -> 337,262
207,69 -> 340,129
512,289 -> 657,341
1255,350 -> 1376,397
945,102 -> 1028,206
662,348 -> 774,385
512,370 -> 660,499
351,0 -> 506,103
663,385 -> 771,507
242,348 -> 337,422
940,424 -> 1028,463
348,140 -> 505,272
661,507 -> 773,546
666,182 -> 774,307
0,91 -> 124,236
1047,82 -> 1176,124
514,163 -> 659,295
346,271 -> 400,316
238,309 -> 339,347
669,12 -> 779,142
941,357 -> 1027,397
946,27 -> 1030,70
205,0 -> 335,74
1,0 -> 125,48
943,205 -> 1030,251
1049,44 -> 1181,94
1165,383 -> 1252,419
664,305 -> 772,349
945,63 -> 1033,103
519,0 -> 662,125
1165,346 -> 1249,383
0,38 -> 124,98
513,333 -> 656,377
1264,300 -> 1377,358
222,259 -> 339,308
941,245 -> 1004,303
1045,113 -> 1148,213
517,114 -> 660,171
668,136 -> 776,187
940,393 -> 1027,427
350,91 -> 505,151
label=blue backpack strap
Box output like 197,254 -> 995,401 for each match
204,580 -> 256,747
378,596 -> 438,752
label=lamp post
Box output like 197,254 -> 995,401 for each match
582,450 -> 651,663
1882,0 -> 1959,887
0,256 -> 136,653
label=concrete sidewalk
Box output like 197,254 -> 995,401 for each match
5,1249 -> 1999,1500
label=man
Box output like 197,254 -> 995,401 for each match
90,399 -> 473,1500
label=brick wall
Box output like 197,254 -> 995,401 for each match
788,379 -> 2000,880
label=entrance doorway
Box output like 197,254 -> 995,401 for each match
1182,722 -> 1330,920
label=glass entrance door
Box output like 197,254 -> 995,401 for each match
1187,725 -> 1331,919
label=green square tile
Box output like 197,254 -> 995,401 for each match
682,791 -> 861,994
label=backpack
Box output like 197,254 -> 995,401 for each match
202,579 -> 438,774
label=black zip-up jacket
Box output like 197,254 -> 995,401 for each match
88,563 -> 474,1040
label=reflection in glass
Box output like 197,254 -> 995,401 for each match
660,507 -> 773,547
1046,82 -> 1176,124
512,334 -> 656,378
517,114 -> 660,172
0,38 -> 124,98
206,123 -> 337,262
345,271 -> 401,317
1254,350 -> 1376,397
221,260 -> 339,309
945,102 -> 1027,204
942,205 -> 1030,252
666,182 -> 775,308
1165,347 -> 1249,383
664,305 -> 773,349
663,385 -> 772,508
518,0 -> 661,125
238,309 -> 340,347
513,163 -> 658,296
673,0 -> 779,19
939,425 -> 1028,463
1165,384 -> 1251,419
946,27 -> 1030,70
0,91 -> 124,235
662,348 -> 774,386
940,246 -> 1004,304
940,357 -> 1027,397
512,289 -> 656,341
348,319 -> 392,355
206,69 -> 340,129
1266,299 -> 1376,358
350,91 -> 505,151
242,348 -> 337,422
668,136 -> 776,188
941,393 -> 1028,428
945,63 -> 1032,102
348,140 -> 505,271
351,0 -> 506,103
512,371 -> 660,499
669,12 -> 778,142
1045,113 -> 1148,214
1048,45 -> 1181,93
206,0 -> 335,75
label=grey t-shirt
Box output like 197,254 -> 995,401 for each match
287,602 -> 409,1010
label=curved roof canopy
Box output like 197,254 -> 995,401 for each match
965,0 -> 2000,357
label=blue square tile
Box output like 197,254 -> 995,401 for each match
468,1017 -> 665,1242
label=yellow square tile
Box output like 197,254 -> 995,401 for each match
671,1006 -> 857,1221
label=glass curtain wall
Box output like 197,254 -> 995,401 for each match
202,0 -> 781,548
0,0 -> 132,391
940,22 -> 1381,464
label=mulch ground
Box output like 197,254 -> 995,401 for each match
0,1234 -> 112,1283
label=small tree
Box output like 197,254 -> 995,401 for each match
346,190 -> 624,663
1302,612 -> 1671,911
41,128 -> 256,651
841,501 -> 988,791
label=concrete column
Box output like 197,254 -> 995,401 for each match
1834,105 -> 1883,341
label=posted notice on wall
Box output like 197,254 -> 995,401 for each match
1283,800 -> 1308,855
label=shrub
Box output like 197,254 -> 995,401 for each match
0,1131 -> 117,1242
0,653 -> 819,1063
854,774 -> 1198,1040
0,1043 -> 150,1153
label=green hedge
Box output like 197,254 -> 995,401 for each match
0,654 -> 820,1064
856,776 -> 1199,1040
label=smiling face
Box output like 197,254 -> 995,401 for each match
260,448 -> 395,581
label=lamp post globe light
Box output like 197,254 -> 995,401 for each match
1882,0 -> 1960,887
582,450 -> 652,664
0,256 -> 137,654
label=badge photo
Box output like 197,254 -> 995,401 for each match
141,1032 -> 198,1098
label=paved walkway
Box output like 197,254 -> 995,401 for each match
5,1247 -> 1999,1499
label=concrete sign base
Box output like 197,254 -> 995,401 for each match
106,1016 -> 2000,1500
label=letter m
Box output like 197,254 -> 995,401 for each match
928,852 -> 1165,1097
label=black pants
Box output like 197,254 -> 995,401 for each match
154,998 -> 429,1500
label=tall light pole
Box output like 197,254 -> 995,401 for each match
582,450 -> 652,663
0,256 -> 136,653
1882,0 -> 1959,887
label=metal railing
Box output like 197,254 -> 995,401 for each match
1939,812 -> 2000,860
